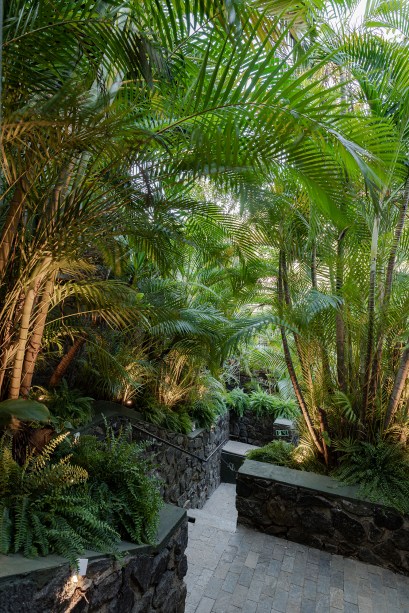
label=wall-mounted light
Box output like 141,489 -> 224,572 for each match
71,558 -> 88,584
125,399 -> 133,406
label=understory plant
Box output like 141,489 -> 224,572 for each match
332,439 -> 409,514
0,432 -> 119,564
246,440 -> 297,468
34,379 -> 94,429
225,388 -> 250,417
71,423 -> 163,543
0,423 -> 163,563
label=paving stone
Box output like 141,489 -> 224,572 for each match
303,578 -> 317,600
238,566 -> 254,587
301,599 -> 316,613
330,586 -> 344,609
185,483 -> 409,613
272,587 -> 289,612
196,596 -> 216,613
222,571 -> 240,593
344,603 -> 359,613
247,578 -> 264,602
245,551 -> 259,569
205,576 -> 224,599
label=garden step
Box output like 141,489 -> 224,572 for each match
187,507 -> 237,532
222,440 -> 259,456
221,441 -> 260,484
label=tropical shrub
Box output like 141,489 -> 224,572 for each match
225,388 -> 250,417
0,423 -> 163,563
332,439 -> 409,514
246,440 -> 297,468
0,432 -> 119,564
249,389 -> 298,420
71,424 -> 163,543
34,379 -> 93,428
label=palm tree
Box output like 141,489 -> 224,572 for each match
1,0 -> 397,408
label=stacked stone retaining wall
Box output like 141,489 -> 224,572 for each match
0,505 -> 187,613
236,459 -> 409,575
91,402 -> 229,509
229,410 -> 295,446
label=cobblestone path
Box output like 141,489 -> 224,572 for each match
185,483 -> 409,613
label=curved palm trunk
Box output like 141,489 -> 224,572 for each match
369,177 -> 409,402
361,214 -> 380,421
20,276 -> 55,396
8,286 -> 37,399
8,258 -> 51,398
278,251 -> 324,456
49,337 -> 85,388
384,343 -> 409,429
336,228 -> 347,392
281,251 -> 314,398
0,184 -> 25,277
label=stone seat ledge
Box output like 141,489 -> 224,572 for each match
239,458 -> 365,504
0,503 -> 186,580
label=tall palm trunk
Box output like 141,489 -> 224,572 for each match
361,214 -> 380,421
0,183 -> 25,277
369,177 -> 409,403
384,343 -> 409,429
281,251 -> 314,400
8,286 -> 37,399
336,228 -> 347,392
8,258 -> 51,398
278,251 -> 324,456
49,337 -> 85,388
20,275 -> 55,396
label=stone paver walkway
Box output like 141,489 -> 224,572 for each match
185,483 -> 409,613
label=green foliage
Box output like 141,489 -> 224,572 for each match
36,380 -> 94,428
248,389 -> 299,420
246,440 -> 297,468
140,402 -> 193,434
332,439 -> 409,514
225,388 -> 250,417
0,399 -> 49,426
190,375 -> 226,428
71,423 -> 163,544
0,432 -> 119,565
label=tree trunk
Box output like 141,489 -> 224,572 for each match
281,251 -> 315,400
369,177 -> 409,402
20,276 -> 56,397
49,337 -> 85,388
8,259 -> 51,398
361,215 -> 379,421
336,228 -> 347,392
0,184 -> 26,278
311,243 -> 317,290
278,252 -> 324,455
8,287 -> 37,399
384,342 -> 409,429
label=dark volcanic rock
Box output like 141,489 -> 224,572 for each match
332,509 -> 366,543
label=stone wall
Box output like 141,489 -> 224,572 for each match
229,410 -> 295,446
236,459 -> 409,575
91,402 -> 230,509
0,505 -> 187,613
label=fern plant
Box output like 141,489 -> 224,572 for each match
249,389 -> 298,419
72,423 -> 163,544
332,439 -> 409,514
247,440 -> 297,468
35,379 -> 94,428
225,388 -> 250,417
0,432 -> 119,564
